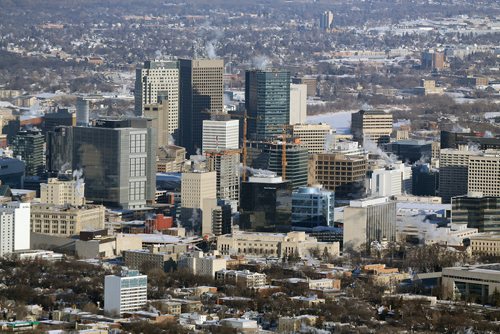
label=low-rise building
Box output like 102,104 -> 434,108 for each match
217,231 -> 340,259
278,315 -> 317,334
442,264 -> 500,304
31,203 -> 105,236
178,251 -> 227,277
123,244 -> 191,271
291,295 -> 326,307
215,270 -> 267,288
75,233 -> 143,259
274,277 -> 341,291
219,318 -> 258,334
469,233 -> 500,256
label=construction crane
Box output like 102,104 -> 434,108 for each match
202,110 -> 256,181
203,110 -> 292,181
267,124 -> 293,181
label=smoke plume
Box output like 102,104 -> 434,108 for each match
252,55 -> 270,70
72,168 -> 85,198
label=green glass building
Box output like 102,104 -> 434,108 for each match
12,129 -> 45,176
245,69 -> 290,141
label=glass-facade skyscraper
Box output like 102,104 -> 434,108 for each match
179,59 -> 224,155
291,186 -> 335,229
46,119 -> 156,209
12,129 -> 45,176
245,69 -> 290,141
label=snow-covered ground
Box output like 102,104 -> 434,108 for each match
306,110 -> 356,134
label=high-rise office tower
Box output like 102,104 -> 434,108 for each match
292,76 -> 317,97
202,119 -> 239,153
468,151 -> 500,197
12,129 -> 45,176
46,126 -> 74,177
245,69 -> 290,141
289,84 -> 307,125
370,162 -> 412,197
47,118 -> 156,209
72,119 -> 156,209
320,11 -> 334,32
343,197 -> 396,251
0,202 -> 30,257
351,110 -> 393,146
291,185 -> 335,229
143,95 -> 173,148
452,195 -> 500,232
206,150 -> 240,209
411,164 -> 439,196
76,97 -> 90,127
179,59 -> 224,154
421,50 -> 445,70
210,200 -> 233,236
291,123 -> 333,154
309,153 -> 367,199
40,177 -> 85,206
439,146 -> 480,204
180,170 -> 217,234
135,60 -> 179,144
43,108 -> 75,133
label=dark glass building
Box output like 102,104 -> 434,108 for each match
239,175 -> 292,232
46,119 -> 156,209
440,131 -> 500,150
179,59 -> 224,154
387,140 -> 433,164
452,195 -> 500,232
46,126 -> 74,176
246,140 -> 308,189
0,157 -> 25,188
43,108 -> 74,133
245,69 -> 290,141
411,164 -> 439,196
12,129 -> 45,176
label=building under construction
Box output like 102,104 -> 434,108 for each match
246,140 -> 308,189
205,149 -> 240,210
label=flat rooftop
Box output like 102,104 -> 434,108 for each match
446,263 -> 500,273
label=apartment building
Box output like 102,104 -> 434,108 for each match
206,150 -> 240,207
104,270 -> 147,316
0,202 -> 30,257
215,269 -> 267,288
178,251 -> 227,277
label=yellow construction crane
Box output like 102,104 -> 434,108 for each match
201,110 -> 251,179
